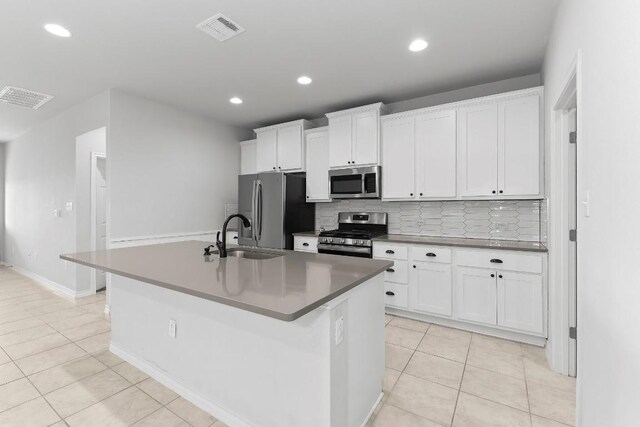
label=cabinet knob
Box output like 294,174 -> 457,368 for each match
385,291 -> 395,296
306,195 -> 309,198
491,273 -> 495,278
426,252 -> 436,257
420,193 -> 423,196
499,190 -> 503,194
410,193 -> 414,196
413,265 -> 416,268
492,190 -> 496,194
278,167 -> 281,170
273,167 -> 276,170
386,268 -> 395,273
499,274 -> 503,279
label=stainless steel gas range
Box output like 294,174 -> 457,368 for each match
317,212 -> 388,258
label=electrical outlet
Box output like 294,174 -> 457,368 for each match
169,319 -> 177,339
335,316 -> 344,345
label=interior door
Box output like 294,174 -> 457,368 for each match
277,125 -> 303,171
415,109 -> 457,199
457,103 -> 498,197
381,116 -> 415,199
352,110 -> 379,166
455,267 -> 497,325
328,115 -> 352,168
497,95 -> 541,197
411,262 -> 452,316
256,129 -> 278,172
256,173 -> 285,249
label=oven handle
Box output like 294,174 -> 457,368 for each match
317,244 -> 371,254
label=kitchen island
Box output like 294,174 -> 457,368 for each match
61,241 -> 392,427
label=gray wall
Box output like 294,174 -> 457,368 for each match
108,90 -> 246,240
4,92 -> 109,292
0,144 -> 5,262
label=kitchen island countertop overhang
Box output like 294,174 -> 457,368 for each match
60,240 -> 394,321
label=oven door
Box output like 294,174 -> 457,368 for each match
317,244 -> 372,258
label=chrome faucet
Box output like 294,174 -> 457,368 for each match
216,214 -> 251,258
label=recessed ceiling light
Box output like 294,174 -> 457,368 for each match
44,24 -> 72,38
409,39 -> 428,52
229,97 -> 243,104
297,76 -> 312,85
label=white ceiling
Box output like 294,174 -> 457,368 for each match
0,0 -> 559,142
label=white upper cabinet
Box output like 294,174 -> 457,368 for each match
381,109 -> 457,201
498,95 -> 541,197
457,103 -> 499,198
457,89 -> 543,199
327,103 -> 385,168
255,120 -> 310,173
240,139 -> 257,175
305,128 -> 331,202
382,116 -> 415,199
415,110 -> 457,199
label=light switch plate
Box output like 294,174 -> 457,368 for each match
169,319 -> 177,339
65,202 -> 73,211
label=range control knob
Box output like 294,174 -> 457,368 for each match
339,238 -> 345,244
357,240 -> 363,245
327,238 -> 333,243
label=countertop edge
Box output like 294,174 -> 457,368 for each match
59,254 -> 393,322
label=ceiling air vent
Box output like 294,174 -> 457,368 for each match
196,13 -> 245,41
0,86 -> 54,109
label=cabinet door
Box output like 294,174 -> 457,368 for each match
455,267 -> 497,325
328,115 -> 352,168
305,131 -> 330,201
381,116 -> 415,200
497,272 -> 543,334
352,110 -> 379,166
277,125 -> 304,171
415,110 -> 457,199
457,103 -> 498,197
498,95 -> 541,197
240,140 -> 257,175
411,262 -> 452,317
256,129 -> 278,172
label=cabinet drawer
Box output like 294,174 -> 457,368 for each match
384,283 -> 408,309
383,261 -> 408,284
373,243 -> 408,260
410,246 -> 452,263
294,236 -> 318,252
455,249 -> 543,274
226,231 -> 239,245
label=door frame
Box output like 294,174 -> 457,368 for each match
548,49 -> 583,377
90,151 -> 107,294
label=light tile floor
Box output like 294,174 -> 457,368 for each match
0,267 -> 227,426
367,315 -> 576,427
0,267 -> 576,426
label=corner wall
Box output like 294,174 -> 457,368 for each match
543,0 -> 640,425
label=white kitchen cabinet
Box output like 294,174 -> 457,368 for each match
457,90 -> 542,199
457,103 -> 499,198
326,103 -> 385,168
381,109 -> 457,201
305,128 -> 331,202
255,120 -> 310,173
497,271 -> 544,334
455,267 -> 497,325
498,95 -> 541,197
411,262 -> 452,317
381,116 -> 415,199
240,139 -> 257,175
415,110 -> 457,199
294,236 -> 318,253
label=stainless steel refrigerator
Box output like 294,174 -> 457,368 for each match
237,172 -> 315,249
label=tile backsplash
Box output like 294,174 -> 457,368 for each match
315,199 -> 547,242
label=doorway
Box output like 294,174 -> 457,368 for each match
567,108 -> 577,377
91,152 -> 107,292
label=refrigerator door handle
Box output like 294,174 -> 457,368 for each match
256,179 -> 263,241
251,180 -> 257,242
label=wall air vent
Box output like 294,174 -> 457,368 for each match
196,13 -> 245,41
0,86 -> 54,109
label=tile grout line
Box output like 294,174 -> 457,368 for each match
450,333 -> 472,427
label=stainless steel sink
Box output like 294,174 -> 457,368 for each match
226,248 -> 284,260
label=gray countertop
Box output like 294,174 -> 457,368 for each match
60,241 -> 392,321
294,231 -> 547,253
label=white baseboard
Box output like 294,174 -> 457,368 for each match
110,343 -> 253,427
9,265 -> 93,300
360,392 -> 384,427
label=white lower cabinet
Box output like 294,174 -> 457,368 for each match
455,267 -> 498,325
497,272 -> 544,334
385,283 -> 408,308
411,262 -> 452,317
293,236 -> 318,253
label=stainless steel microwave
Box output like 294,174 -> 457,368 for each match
329,166 -> 381,199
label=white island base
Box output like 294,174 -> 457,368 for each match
109,273 -> 385,427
